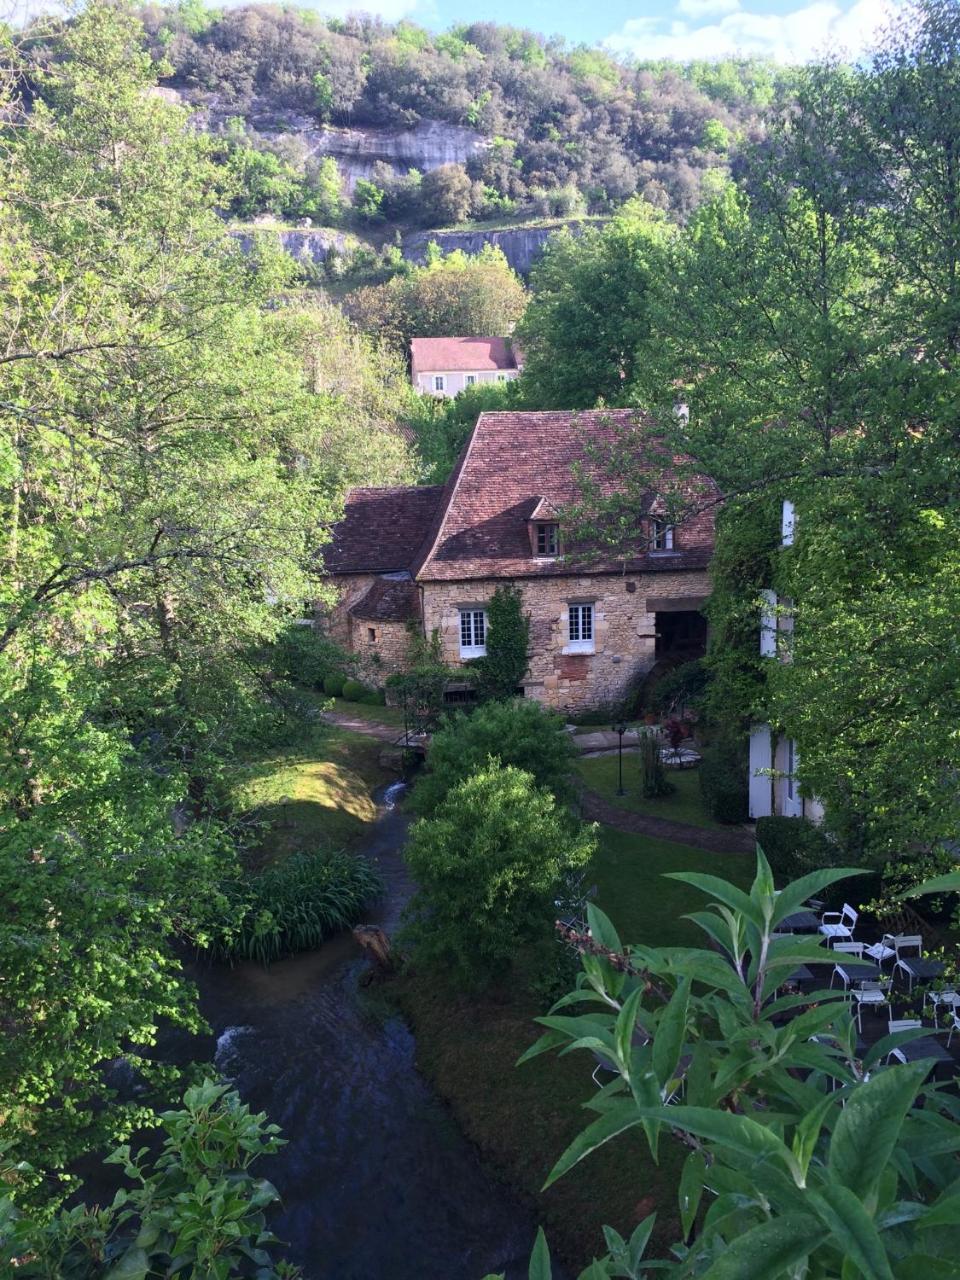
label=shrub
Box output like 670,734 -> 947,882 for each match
273,624 -> 349,690
402,760 -> 596,988
699,743 -> 749,823
386,629 -> 457,734
360,686 -> 385,706
755,815 -> 836,882
323,673 -> 346,697
652,660 -> 709,715
341,678 -> 366,701
639,730 -> 674,798
411,698 -> 576,816
470,583 -> 530,702
215,850 -> 383,965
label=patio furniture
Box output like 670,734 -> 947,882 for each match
833,959 -> 883,991
829,941 -> 865,988
894,955 -> 945,993
887,1022 -> 954,1079
850,979 -> 891,1031
864,933 -> 898,966
924,988 -> 959,1027
780,910 -> 820,933
820,903 -> 858,946
948,1011 -> 960,1049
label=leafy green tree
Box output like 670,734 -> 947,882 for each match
411,698 -> 576,816
343,244 -> 527,350
352,177 -> 385,221
403,760 -> 596,988
489,854 -> 960,1277
419,163 -> 473,225
1,1080 -> 299,1278
517,202 -> 673,408
410,379 -> 516,483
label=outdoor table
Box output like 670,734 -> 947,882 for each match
784,964 -> 814,986
897,957 -> 946,992
781,911 -> 820,932
835,962 -> 884,987
894,1035 -> 956,1082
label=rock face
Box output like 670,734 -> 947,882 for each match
230,226 -> 351,265
401,220 -> 598,275
308,120 -> 490,190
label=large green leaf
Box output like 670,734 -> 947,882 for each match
632,1104 -> 802,1184
915,1192 -> 960,1230
769,865 -> 865,925
529,1226 -> 552,1280
543,1100 -> 643,1189
808,1185 -> 894,1280
104,1249 -> 150,1280
698,1212 -> 826,1279
652,975 -> 690,1094
829,1060 -> 931,1202
902,872 -> 960,899
663,872 -> 764,927
679,1150 -> 707,1240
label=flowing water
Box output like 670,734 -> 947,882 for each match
185,781 -> 541,1280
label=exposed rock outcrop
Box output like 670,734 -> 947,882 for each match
229,225 -> 352,265
401,219 -> 600,275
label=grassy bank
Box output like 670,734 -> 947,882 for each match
576,756 -> 721,831
394,827 -> 753,1267
231,724 -> 393,867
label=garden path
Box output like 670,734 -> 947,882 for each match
322,709 -> 402,741
580,787 -> 755,854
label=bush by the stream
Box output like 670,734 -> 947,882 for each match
698,743 -> 749,824
216,851 -> 384,965
411,698 -> 575,816
273,624 -> 352,690
403,760 -> 596,989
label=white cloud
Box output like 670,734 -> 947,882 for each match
606,0 -> 900,64
676,0 -> 741,18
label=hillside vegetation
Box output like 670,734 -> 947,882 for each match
117,6 -> 800,228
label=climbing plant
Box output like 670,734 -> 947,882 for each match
472,584 -> 531,702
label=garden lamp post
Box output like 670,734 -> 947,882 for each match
613,720 -> 627,795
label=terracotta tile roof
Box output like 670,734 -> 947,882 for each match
323,485 -> 444,574
413,409 -> 717,583
349,577 -> 420,623
410,337 -> 519,374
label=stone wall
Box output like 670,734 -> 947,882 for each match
421,568 -> 712,713
322,573 -> 413,685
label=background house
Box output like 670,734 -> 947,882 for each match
410,337 -> 522,397
321,409 -> 716,713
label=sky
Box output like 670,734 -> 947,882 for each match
311,0 -> 900,63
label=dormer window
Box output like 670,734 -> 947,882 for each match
650,519 -> 674,551
536,522 -> 559,556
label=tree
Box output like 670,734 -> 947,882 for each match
403,760 -> 596,988
409,379 -> 516,483
342,245 -> 527,350
516,202 -> 673,408
411,697 -> 576,817
420,163 -> 473,225
486,854 -> 960,1278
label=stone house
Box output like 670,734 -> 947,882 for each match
410,337 -> 522,398
321,409 -> 716,714
748,500 -> 825,823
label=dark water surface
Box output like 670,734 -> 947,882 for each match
190,782 -> 540,1280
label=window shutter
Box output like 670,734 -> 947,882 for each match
781,500 -> 795,546
759,589 -> 777,657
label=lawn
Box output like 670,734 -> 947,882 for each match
395,825 -> 755,1269
326,697 -> 404,728
576,755 -> 723,831
231,724 -> 393,867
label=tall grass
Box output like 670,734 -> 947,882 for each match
215,851 -> 384,965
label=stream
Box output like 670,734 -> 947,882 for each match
186,781 -> 541,1279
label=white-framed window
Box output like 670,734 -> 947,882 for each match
496,373 -> 507,382
650,519 -> 674,551
433,375 -> 445,392
465,374 -> 476,386
536,522 -> 559,556
784,738 -> 803,816
567,602 -> 595,653
781,499 -> 796,546
459,608 -> 487,657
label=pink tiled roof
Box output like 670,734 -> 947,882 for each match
410,337 -> 518,374
413,409 -> 716,582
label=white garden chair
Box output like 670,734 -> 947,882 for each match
820,903 -> 858,946
864,933 -> 897,966
829,941 -> 865,989
947,1011 -> 960,1049
851,980 -> 891,1032
924,988 -> 959,1027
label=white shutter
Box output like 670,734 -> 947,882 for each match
781,500 -> 795,546
759,589 -> 777,657
783,739 -> 803,817
749,724 -> 773,819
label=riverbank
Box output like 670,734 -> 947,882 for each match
390,824 -> 753,1267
